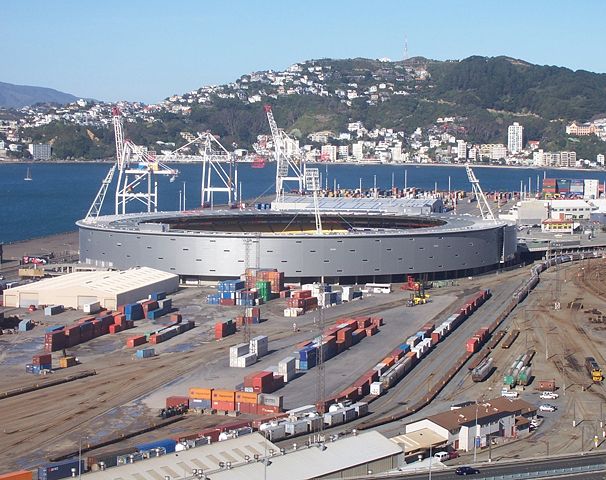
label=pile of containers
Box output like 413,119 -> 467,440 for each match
327,290 -> 491,409
228,335 -> 270,367
244,267 -> 284,294
234,306 -> 261,325
25,353 -> 52,374
43,310 -> 138,352
214,319 -> 236,339
149,319 -> 194,344
295,316 -> 382,371
243,370 -> 284,394
285,290 -> 318,316
229,343 -> 257,368
38,459 -> 84,480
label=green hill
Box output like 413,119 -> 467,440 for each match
25,55 -> 606,160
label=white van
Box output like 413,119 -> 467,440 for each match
434,451 -> 449,462
501,389 -> 519,398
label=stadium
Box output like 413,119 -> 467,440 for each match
77,197 -> 517,283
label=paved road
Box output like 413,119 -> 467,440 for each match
389,452 -> 606,479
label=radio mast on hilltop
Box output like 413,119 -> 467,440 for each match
403,35 -> 408,61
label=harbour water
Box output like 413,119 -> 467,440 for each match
1,162 -> 605,244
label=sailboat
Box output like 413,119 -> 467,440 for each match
24,166 -> 32,181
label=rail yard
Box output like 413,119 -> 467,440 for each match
1,246 -> 605,477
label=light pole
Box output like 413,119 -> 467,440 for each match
183,181 -> 186,210
428,442 -> 433,480
473,404 -> 478,463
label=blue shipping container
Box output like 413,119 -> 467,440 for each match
190,398 -> 212,409
18,319 -> 33,332
39,459 -> 85,480
136,348 -> 155,359
150,291 -> 166,301
135,438 -> 177,453
399,343 -> 411,353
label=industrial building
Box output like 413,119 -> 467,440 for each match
404,397 -> 537,451
78,199 -> 516,283
2,267 -> 178,310
80,431 -> 403,480
500,198 -> 593,225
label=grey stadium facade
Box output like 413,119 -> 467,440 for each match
77,197 -> 518,284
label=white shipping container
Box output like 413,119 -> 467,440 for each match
83,301 -> 101,314
284,420 -> 309,435
343,406 -> 357,422
278,356 -> 296,374
304,415 -> 323,431
370,381 -> 384,396
264,424 -> 287,441
352,402 -> 368,416
286,405 -> 317,417
323,411 -> 344,426
234,352 -> 257,368
230,343 -> 250,359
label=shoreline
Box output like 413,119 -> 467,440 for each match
1,159 -> 604,174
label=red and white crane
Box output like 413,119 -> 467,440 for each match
85,107 -> 178,220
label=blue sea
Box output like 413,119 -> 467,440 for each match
1,162 -> 605,244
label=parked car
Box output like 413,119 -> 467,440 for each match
28,304 -> 37,312
501,389 -> 519,398
540,392 -> 559,400
434,451 -> 449,462
455,466 -> 480,475
539,404 -> 556,412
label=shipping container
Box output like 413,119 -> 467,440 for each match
38,459 -> 84,480
165,396 -> 189,408
0,472 -> 32,480
189,387 -> 213,400
135,439 -> 176,454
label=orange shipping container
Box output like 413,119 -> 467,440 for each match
211,389 -> 236,402
189,387 -> 213,400
0,472 -> 33,480
382,357 -> 395,368
235,391 -> 259,404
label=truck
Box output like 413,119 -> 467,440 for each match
585,357 -> 604,383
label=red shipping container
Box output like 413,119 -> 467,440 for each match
219,298 -> 235,306
33,354 -> 52,366
236,402 -> 257,414
170,313 -> 182,323
166,396 -> 189,408
78,316 -> 96,324
431,331 -> 441,344
113,314 -> 126,326
365,325 -> 378,336
466,338 -> 479,353
292,290 -> 311,299
255,404 -> 282,415
198,427 -> 222,442
371,316 -> 384,326
109,324 -> 122,334
127,335 -> 146,348
117,305 -> 126,314
212,400 -> 235,411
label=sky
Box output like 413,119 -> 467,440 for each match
3,0 -> 606,104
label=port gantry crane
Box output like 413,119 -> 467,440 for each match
465,163 -> 496,223
85,107 -> 178,220
264,105 -> 305,202
167,131 -> 238,208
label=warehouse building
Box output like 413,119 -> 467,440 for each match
81,431 -> 403,480
404,398 -> 537,451
2,267 -> 178,310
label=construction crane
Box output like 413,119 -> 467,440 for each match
85,107 -> 178,220
465,164 -> 496,222
264,105 -> 304,202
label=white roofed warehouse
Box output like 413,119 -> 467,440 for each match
2,267 -> 178,310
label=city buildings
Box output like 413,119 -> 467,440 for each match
507,122 -> 524,153
29,143 -> 52,161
